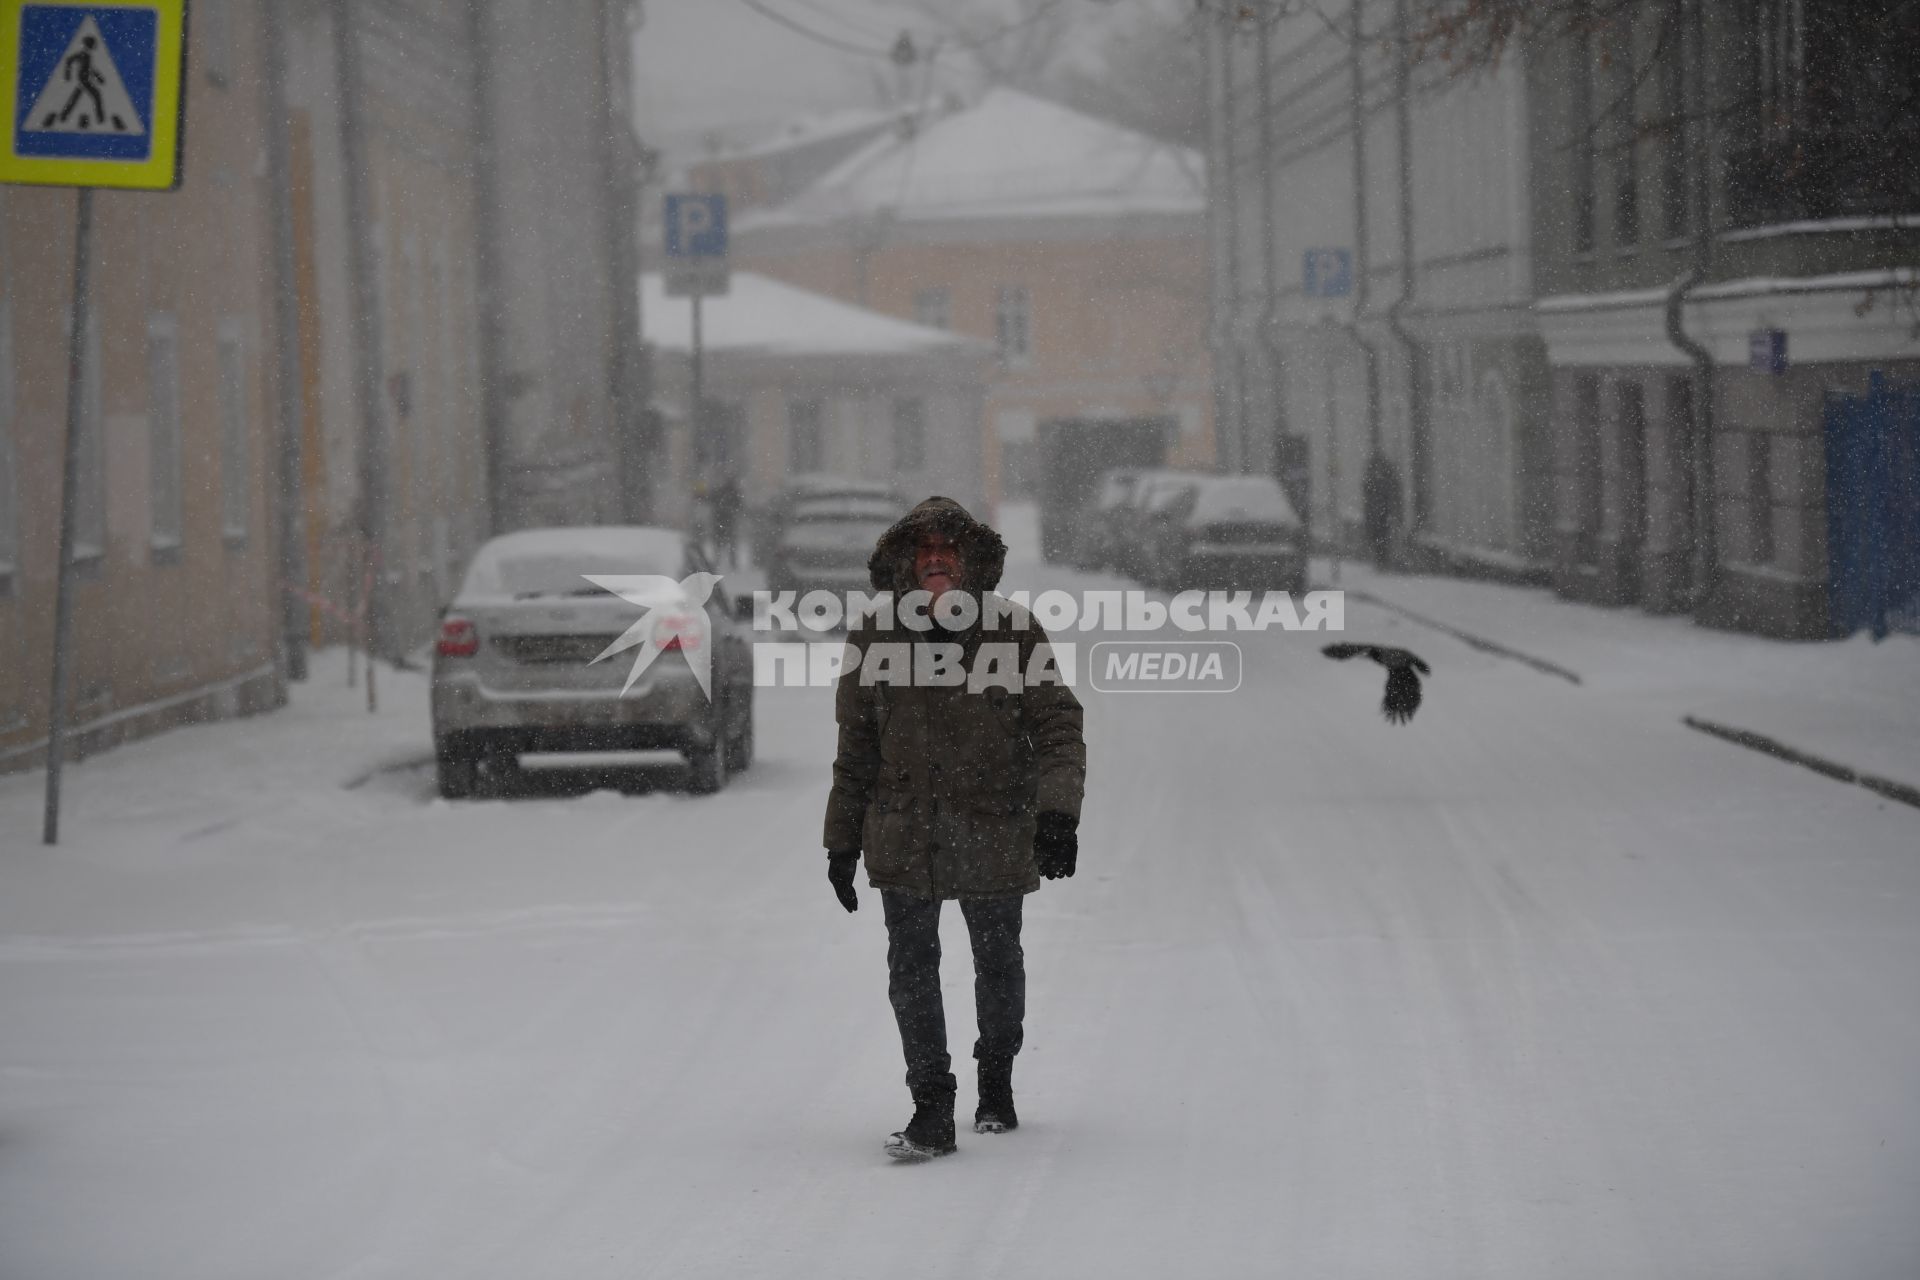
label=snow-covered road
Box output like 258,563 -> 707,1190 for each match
4,523 -> 1918,1279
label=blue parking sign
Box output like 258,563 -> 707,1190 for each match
664,193 -> 727,259
1303,247 -> 1353,299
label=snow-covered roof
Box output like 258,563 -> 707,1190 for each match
715,105 -> 916,162
639,271 -> 986,358
737,88 -> 1205,230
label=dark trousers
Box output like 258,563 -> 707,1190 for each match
880,889 -> 1025,1100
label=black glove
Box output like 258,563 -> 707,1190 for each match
827,850 -> 860,913
1034,811 -> 1078,880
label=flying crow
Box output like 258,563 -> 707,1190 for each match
1321,643 -> 1431,725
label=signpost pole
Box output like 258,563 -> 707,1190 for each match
691,290 -> 704,538
691,290 -> 704,453
1322,331 -> 1342,590
663,192 -> 726,542
43,187 -> 95,846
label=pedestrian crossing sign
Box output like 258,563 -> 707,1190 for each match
0,0 -> 186,189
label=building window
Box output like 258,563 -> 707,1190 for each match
1570,28 -> 1597,253
1665,374 -> 1696,576
148,317 -> 183,553
892,398 -> 926,471
913,287 -> 951,330
787,397 -> 823,472
994,286 -> 1031,366
200,0 -> 233,88
1747,431 -> 1775,565
73,303 -> 104,562
1616,380 -> 1649,546
1574,375 -> 1603,565
218,326 -> 248,543
1726,0 -> 1920,226
1657,0 -> 1689,239
1610,22 -> 1640,247
0,302 -> 15,588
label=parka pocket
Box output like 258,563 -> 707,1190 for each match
954,794 -> 1037,884
863,789 -> 918,874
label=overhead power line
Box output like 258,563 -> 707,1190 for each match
732,0 -> 896,59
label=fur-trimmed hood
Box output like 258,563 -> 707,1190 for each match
867,496 -> 1007,596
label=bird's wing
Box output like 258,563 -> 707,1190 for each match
1321,643 -> 1367,661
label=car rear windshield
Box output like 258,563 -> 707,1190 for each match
460,531 -> 686,599
1192,478 -> 1299,526
792,497 -> 901,523
1143,481 -> 1200,512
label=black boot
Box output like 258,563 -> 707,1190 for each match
885,1089 -> 957,1161
974,1057 -> 1018,1134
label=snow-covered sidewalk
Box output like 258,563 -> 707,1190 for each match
1321,557 -> 1920,798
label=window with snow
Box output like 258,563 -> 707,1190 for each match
914,288 -> 951,331
788,397 -> 823,472
218,326 -> 248,544
1746,431 -> 1775,567
892,398 -> 926,471
1569,28 -> 1597,253
995,287 -> 1031,367
72,304 -> 105,563
200,0 -> 233,89
0,301 -> 14,588
148,317 -> 183,555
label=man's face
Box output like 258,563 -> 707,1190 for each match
914,531 -> 962,601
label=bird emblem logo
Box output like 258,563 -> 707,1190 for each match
583,572 -> 723,700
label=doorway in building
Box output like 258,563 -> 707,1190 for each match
1616,380 -> 1650,601
1035,416 -> 1174,564
1825,373 -> 1920,638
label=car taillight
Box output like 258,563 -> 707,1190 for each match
437,617 -> 479,657
651,612 -> 704,652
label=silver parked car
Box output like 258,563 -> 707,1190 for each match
430,527 -> 755,799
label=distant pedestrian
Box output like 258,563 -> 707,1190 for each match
710,474 -> 743,568
1362,451 -> 1403,571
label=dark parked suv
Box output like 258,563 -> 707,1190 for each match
1140,474 -> 1307,594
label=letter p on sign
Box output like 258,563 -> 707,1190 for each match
665,193 -> 727,259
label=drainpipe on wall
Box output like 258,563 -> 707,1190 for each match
593,0 -> 645,523
1347,0 -> 1384,467
262,0 -> 307,682
1217,5 -> 1246,474
1664,272 -> 1718,604
1255,6 -> 1291,480
1384,0 -> 1429,538
332,0 -> 390,663
1664,0 -> 1718,605
467,0 -> 509,534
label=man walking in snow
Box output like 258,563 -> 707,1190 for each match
823,497 -> 1086,1161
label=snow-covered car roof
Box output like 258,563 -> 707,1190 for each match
1187,476 -> 1301,528
457,527 -> 689,601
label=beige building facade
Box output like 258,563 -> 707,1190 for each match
1,0 -> 288,772
729,90 -> 1214,515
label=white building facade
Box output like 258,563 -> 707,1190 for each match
1204,1 -> 1554,575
